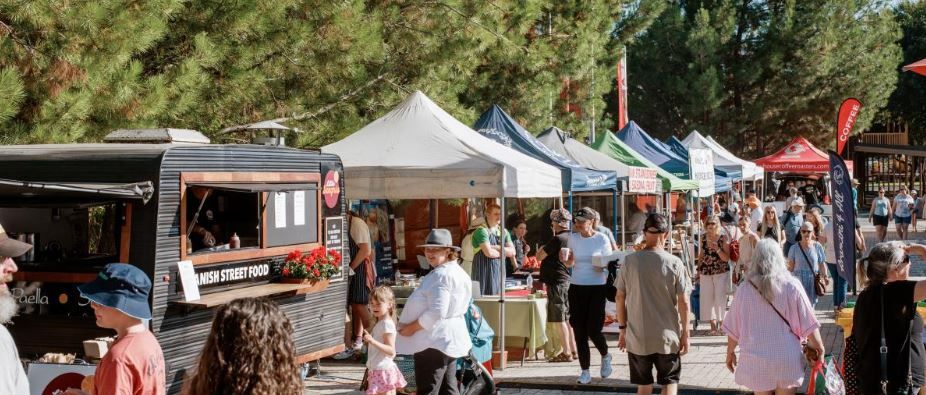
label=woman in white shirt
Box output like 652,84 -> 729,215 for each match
396,229 -> 472,395
565,208 -> 614,384
893,186 -> 915,241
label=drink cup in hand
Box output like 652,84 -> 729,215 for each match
559,247 -> 571,261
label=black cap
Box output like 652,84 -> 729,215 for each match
644,213 -> 668,234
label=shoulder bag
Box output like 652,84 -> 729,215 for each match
746,280 -> 817,364
798,243 -> 826,297
878,287 -> 914,394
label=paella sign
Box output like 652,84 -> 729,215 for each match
627,166 -> 658,194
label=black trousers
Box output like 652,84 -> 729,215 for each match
414,348 -> 459,395
568,284 -> 609,370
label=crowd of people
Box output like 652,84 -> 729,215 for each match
5,179 -> 926,394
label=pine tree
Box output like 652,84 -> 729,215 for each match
874,1 -> 926,144
459,1 -> 666,141
0,1 -> 665,145
614,0 -> 902,157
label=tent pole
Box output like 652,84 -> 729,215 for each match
666,192 -> 673,249
621,192 -> 627,248
498,197 -> 507,370
568,191 -> 574,213
612,190 -> 618,234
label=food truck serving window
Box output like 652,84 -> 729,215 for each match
180,173 -> 322,265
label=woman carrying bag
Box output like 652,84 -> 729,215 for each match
850,242 -> 926,394
786,221 -> 828,307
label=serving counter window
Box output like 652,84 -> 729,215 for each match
0,203 -> 122,273
179,172 -> 323,265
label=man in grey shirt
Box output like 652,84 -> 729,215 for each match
615,213 -> 691,395
0,224 -> 33,395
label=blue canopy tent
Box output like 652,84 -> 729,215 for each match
474,105 -> 619,211
665,136 -> 736,193
617,121 -> 690,178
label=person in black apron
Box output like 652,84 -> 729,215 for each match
333,212 -> 375,360
471,203 -> 514,296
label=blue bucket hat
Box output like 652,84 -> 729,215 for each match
78,263 -> 152,320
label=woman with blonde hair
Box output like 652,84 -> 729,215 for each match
786,221 -> 828,306
734,215 -> 760,282
804,209 -> 825,241
757,205 -> 784,249
184,297 -> 302,395
696,215 -> 731,336
723,239 -> 824,394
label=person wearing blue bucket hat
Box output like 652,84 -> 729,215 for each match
64,263 -> 165,395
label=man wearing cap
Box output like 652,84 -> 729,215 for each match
0,224 -> 33,395
65,263 -> 165,395
780,198 -> 805,256
537,208 -> 576,363
615,213 -> 691,394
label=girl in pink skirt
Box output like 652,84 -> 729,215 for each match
363,286 -> 407,395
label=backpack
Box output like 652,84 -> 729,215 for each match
605,258 -> 621,302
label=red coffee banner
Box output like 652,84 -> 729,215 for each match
836,98 -> 862,157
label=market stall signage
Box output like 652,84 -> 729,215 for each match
191,261 -> 272,289
322,170 -> 341,209
325,216 -> 345,279
688,148 -> 715,197
627,166 -> 658,194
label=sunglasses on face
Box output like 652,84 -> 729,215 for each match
800,230 -> 812,234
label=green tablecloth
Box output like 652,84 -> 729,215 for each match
393,293 -> 549,355
474,297 -> 548,353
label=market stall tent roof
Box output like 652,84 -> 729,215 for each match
695,133 -> 765,181
536,127 -> 636,191
321,91 -> 562,199
903,58 -> 926,76
617,121 -> 691,178
536,127 -> 630,178
664,136 -> 735,192
754,136 -> 852,174
591,131 -> 698,191
680,131 -> 751,181
473,105 -> 618,192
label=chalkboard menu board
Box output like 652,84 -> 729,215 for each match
265,188 -> 319,247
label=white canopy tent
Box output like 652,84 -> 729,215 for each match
322,91 -> 561,199
323,91 -> 561,368
706,135 -> 764,181
682,131 -> 764,181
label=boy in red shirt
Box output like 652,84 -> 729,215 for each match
66,263 -> 165,395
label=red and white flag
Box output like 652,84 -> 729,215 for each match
616,50 -> 628,130
836,98 -> 862,157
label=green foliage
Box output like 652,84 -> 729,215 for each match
874,1 -> 926,144
0,1 -> 664,145
613,0 -> 902,157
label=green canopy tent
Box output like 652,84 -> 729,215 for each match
591,131 -> 698,192
591,131 -> 698,247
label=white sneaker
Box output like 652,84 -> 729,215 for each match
600,353 -> 613,378
577,369 -> 591,384
351,339 -> 363,351
331,349 -> 355,360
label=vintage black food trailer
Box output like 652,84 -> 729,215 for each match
0,130 -> 347,393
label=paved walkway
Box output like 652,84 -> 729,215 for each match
304,222 -> 921,394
